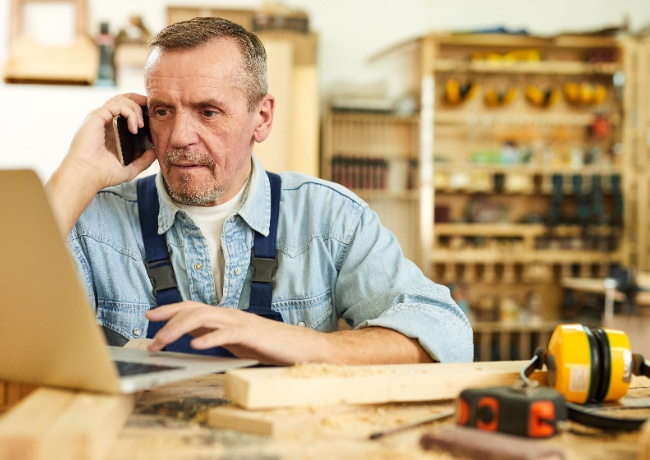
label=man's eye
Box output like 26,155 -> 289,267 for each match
154,109 -> 168,117
203,110 -> 217,117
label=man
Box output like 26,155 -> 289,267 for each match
46,17 -> 472,365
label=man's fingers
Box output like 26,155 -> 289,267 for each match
148,305 -> 225,350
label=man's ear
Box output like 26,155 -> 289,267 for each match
252,95 -> 275,143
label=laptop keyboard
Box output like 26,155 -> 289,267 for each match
115,360 -> 181,377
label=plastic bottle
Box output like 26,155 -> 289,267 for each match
96,22 -> 116,87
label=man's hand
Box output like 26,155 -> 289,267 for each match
145,301 -> 434,365
46,93 -> 156,235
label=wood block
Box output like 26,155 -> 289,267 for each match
5,382 -> 24,407
225,361 -> 547,410
207,403 -> 361,436
0,387 -> 134,460
0,382 -> 37,410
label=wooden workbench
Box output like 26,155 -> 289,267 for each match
82,374 -> 650,459
2,370 -> 650,459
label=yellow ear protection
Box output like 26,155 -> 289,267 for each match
564,82 -> 607,106
546,324 -> 634,404
483,86 -> 518,108
525,85 -> 559,108
528,324 -> 650,430
445,79 -> 479,106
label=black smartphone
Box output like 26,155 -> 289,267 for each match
113,106 -> 153,166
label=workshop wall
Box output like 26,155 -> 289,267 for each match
1,0 -> 649,103
0,0 -> 648,181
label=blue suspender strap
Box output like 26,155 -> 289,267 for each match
247,171 -> 283,321
136,175 -> 181,307
136,175 -> 182,341
137,175 -> 221,355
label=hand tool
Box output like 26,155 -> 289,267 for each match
368,408 -> 455,439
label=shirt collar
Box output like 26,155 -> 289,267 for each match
154,154 -> 271,237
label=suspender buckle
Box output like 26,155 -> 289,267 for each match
146,259 -> 178,292
251,256 -> 278,285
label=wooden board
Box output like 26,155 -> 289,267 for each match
0,381 -> 36,410
207,403 -> 363,436
0,387 -> 134,460
225,361 -> 547,409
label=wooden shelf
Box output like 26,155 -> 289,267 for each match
429,32 -> 621,49
326,112 -> 419,124
354,189 -> 419,201
433,59 -> 621,76
432,164 -> 623,175
434,111 -> 595,126
430,249 -> 622,264
434,223 -> 546,237
471,320 -> 559,334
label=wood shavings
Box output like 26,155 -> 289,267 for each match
281,362 -> 433,379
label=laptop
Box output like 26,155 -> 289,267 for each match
0,169 -> 257,394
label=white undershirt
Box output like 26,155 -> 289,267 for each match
176,183 -> 248,302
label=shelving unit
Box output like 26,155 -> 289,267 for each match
322,32 -> 645,354
637,35 -> 650,271
321,112 -> 422,262
423,32 -> 638,323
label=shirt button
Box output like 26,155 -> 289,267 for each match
194,263 -> 203,270
133,328 -> 142,336
229,216 -> 237,222
179,212 -> 186,220
298,321 -> 306,327
233,267 -> 242,275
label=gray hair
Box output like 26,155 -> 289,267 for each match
147,17 -> 268,111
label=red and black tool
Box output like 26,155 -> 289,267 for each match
456,385 -> 566,438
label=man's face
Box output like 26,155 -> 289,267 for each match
144,39 -> 270,206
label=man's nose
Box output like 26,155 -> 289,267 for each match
169,112 -> 199,148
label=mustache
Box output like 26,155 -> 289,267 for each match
164,149 -> 215,167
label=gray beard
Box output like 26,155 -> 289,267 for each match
163,149 -> 224,206
164,177 -> 225,206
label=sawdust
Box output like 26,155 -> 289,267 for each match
281,362 -> 431,379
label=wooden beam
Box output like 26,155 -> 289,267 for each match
207,403 -> 362,436
0,387 -> 134,460
225,361 -> 547,410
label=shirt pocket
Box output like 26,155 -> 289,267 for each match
96,300 -> 152,341
273,290 -> 334,331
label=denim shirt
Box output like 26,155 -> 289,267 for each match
68,156 -> 473,362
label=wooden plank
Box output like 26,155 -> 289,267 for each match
207,403 -> 362,436
5,382 -> 24,407
0,387 -> 134,460
225,361 -> 547,410
46,392 -> 134,460
0,388 -> 76,459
